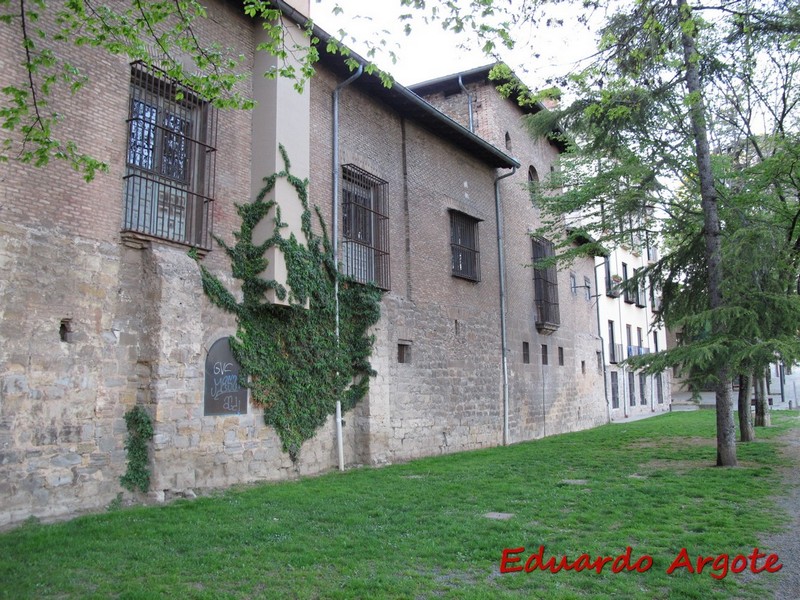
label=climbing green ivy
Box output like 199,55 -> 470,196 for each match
120,405 -> 154,493
198,146 -> 382,461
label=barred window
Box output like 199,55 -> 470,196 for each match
532,236 -> 560,333
342,164 -> 390,290
123,61 -> 217,249
450,211 -> 480,281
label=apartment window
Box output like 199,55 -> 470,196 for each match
622,263 -> 634,304
542,344 -> 548,365
570,273 -> 577,295
639,373 -> 647,405
608,320 -> 618,363
634,268 -> 646,308
532,237 -> 560,332
656,373 -> 664,404
558,346 -> 564,366
584,276 -> 592,301
611,371 -> 620,409
653,331 -> 660,353
123,61 -> 217,249
523,342 -> 530,364
626,324 -> 633,357
637,327 -> 643,354
604,256 -> 613,296
450,210 -> 481,281
628,371 -> 636,406
342,164 -> 390,289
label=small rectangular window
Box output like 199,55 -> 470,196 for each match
450,211 -> 481,281
570,273 -> 577,295
522,342 -> 530,364
656,373 -> 664,404
397,343 -> 411,364
584,276 -> 591,300
541,344 -> 548,365
558,346 -> 564,366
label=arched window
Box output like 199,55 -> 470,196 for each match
528,165 -> 539,204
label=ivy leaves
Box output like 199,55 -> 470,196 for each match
199,147 -> 381,461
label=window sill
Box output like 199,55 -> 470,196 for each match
121,231 -> 210,257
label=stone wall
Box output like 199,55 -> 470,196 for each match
2,6 -> 610,529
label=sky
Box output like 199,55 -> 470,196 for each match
309,0 -> 603,90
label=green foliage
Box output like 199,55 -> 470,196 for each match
120,405 -> 154,493
199,146 -> 382,461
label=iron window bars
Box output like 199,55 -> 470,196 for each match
123,61 -> 218,250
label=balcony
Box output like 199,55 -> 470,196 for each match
609,343 -> 624,364
627,346 -> 651,357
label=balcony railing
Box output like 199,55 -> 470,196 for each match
609,343 -> 624,364
122,172 -> 213,250
627,345 -> 651,357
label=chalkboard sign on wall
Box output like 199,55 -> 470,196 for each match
204,337 -> 248,416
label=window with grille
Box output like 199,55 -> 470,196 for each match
341,164 -> 390,290
450,211 -> 481,281
532,236 -> 560,332
123,61 -> 217,249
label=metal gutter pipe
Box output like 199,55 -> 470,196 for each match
458,75 -> 474,133
332,64 -> 363,472
494,166 -> 517,445
594,260 -> 610,422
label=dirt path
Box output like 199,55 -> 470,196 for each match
760,415 -> 800,599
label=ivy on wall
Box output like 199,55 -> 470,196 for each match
198,146 -> 382,461
120,405 -> 154,493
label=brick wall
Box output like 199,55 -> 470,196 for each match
2,5 -> 610,528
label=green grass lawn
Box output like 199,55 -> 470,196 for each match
1,410 -> 797,599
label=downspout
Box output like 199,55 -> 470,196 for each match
458,75 -> 474,133
494,166 -> 517,445
332,64 -> 363,472
594,260 -> 610,422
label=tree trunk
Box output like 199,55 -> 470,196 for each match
677,0 -> 736,465
737,374 -> 754,442
737,374 -> 755,441
755,369 -> 771,427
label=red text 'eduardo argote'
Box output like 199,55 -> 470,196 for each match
500,546 -> 782,580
